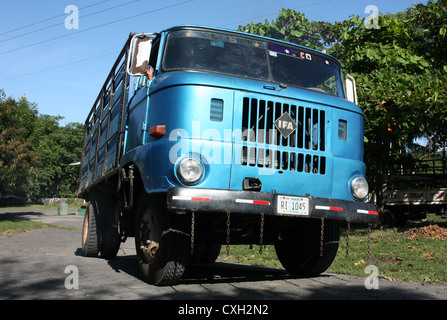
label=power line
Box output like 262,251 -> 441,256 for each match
0,0 -> 112,37
0,0 -> 194,56
0,0 -> 140,43
0,0 -> 331,83
0,51 -> 119,83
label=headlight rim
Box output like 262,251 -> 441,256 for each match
351,176 -> 369,201
176,156 -> 204,186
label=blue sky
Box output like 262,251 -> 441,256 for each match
0,0 -> 426,125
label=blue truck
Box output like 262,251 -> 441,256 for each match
79,25 -> 379,286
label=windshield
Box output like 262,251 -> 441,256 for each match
163,29 -> 344,98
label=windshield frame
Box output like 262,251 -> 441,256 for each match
161,27 -> 345,99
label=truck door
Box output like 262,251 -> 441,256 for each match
125,33 -> 160,151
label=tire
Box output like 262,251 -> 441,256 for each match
81,202 -> 99,257
382,209 -> 394,227
189,244 -> 221,264
275,219 -> 340,276
81,197 -> 121,259
383,209 -> 407,227
200,244 -> 222,264
99,199 -> 121,259
135,194 -> 189,286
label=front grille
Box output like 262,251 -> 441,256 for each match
240,97 -> 326,174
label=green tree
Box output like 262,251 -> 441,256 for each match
407,0 -> 447,70
238,2 -> 447,212
29,115 -> 84,198
0,91 -> 84,201
334,2 -> 447,211
0,96 -> 40,198
238,8 -> 338,51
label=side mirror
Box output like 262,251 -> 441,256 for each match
126,33 -> 156,76
345,73 -> 358,104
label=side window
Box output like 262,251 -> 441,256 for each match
135,37 -> 160,90
149,38 -> 160,74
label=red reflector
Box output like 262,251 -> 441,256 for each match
149,125 -> 166,137
253,200 -> 271,205
315,205 -> 343,211
191,197 -> 210,202
235,199 -> 271,206
357,209 -> 379,215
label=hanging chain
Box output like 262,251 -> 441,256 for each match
259,214 -> 265,254
190,211 -> 195,256
346,220 -> 350,256
320,217 -> 325,257
226,211 -> 231,256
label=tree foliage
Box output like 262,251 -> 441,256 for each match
29,116 -> 84,198
333,1 -> 447,209
238,8 -> 338,50
335,2 -> 447,148
0,96 -> 39,198
0,93 -> 84,201
239,2 -> 447,210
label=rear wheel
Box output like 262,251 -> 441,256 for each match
135,195 -> 189,286
275,219 -> 340,276
81,202 -> 99,257
81,197 -> 121,259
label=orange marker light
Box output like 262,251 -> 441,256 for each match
149,125 -> 166,137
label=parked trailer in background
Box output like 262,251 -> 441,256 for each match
78,26 -> 378,286
381,158 -> 447,226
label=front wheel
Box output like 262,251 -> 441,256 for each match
135,195 -> 189,286
100,200 -> 121,259
275,219 -> 340,276
189,244 -> 222,264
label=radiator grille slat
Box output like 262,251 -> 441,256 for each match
241,97 -> 326,175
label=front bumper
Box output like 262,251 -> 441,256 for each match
167,188 -> 379,224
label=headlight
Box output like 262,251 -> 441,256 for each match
351,177 -> 369,200
176,157 -> 204,185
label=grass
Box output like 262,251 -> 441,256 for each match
0,198 -> 85,212
217,214 -> 447,284
0,219 -> 76,236
329,221 -> 447,284
0,199 -> 84,236
218,244 -> 282,269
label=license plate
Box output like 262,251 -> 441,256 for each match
277,196 -> 309,216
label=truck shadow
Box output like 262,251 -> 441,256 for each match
104,253 -> 323,285
103,254 -> 442,300
182,261 -> 297,284
70,249 -> 446,300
